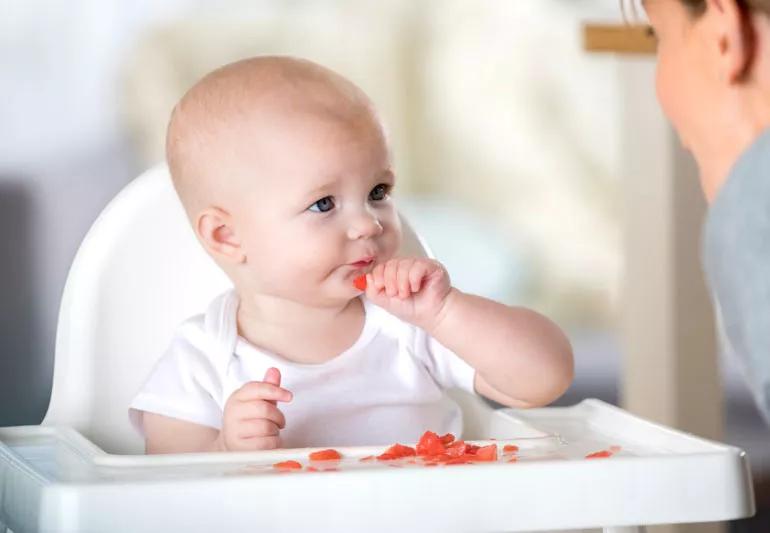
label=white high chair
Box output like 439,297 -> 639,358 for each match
0,165 -> 756,533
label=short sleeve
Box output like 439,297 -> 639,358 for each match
415,329 -> 476,394
129,325 -> 225,436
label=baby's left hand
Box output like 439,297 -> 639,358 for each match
362,258 -> 453,332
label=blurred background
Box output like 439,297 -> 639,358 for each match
1,1 -> 768,531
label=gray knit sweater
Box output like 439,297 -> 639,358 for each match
703,128 -> 770,424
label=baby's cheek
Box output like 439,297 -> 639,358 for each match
383,217 -> 403,257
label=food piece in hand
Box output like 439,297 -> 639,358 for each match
353,275 -> 367,291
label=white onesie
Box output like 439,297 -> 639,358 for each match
129,290 -> 476,447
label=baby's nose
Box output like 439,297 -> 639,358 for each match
347,211 -> 383,240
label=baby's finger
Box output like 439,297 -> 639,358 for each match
370,263 -> 386,292
235,381 -> 293,403
409,261 -> 430,293
263,367 -> 281,387
397,259 -> 414,298
235,435 -> 281,451
236,419 -> 281,439
235,400 -> 286,428
383,259 -> 399,297
262,367 -> 281,406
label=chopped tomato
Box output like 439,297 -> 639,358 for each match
585,450 -> 613,459
382,443 -> 416,458
273,460 -> 302,470
502,444 -> 519,453
416,431 -> 446,456
475,444 -> 498,462
445,456 -> 472,465
445,440 -> 467,457
353,275 -> 367,291
309,449 -> 342,461
422,453 -> 451,464
440,433 -> 456,445
464,443 -> 480,455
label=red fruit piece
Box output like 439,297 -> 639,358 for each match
353,275 -> 367,291
309,449 -> 342,461
384,443 -> 417,458
440,433 -> 456,445
475,444 -> 498,462
273,460 -> 302,470
376,453 -> 398,461
503,444 -> 519,454
445,440 -> 467,457
416,431 -> 447,457
585,450 -> 613,459
464,444 -> 481,455
421,453 -> 450,465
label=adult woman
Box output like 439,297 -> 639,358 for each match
642,0 -> 770,421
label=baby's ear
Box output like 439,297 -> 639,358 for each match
195,207 -> 245,264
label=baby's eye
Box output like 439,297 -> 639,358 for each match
369,184 -> 391,202
308,196 -> 335,213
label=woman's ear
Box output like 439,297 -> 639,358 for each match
707,0 -> 754,83
195,207 -> 246,264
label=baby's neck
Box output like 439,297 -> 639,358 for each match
235,294 -> 365,364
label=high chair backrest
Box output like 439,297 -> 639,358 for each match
44,164 -> 436,454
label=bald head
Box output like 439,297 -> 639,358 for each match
166,56 -> 381,219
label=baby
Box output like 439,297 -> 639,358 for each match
129,56 -> 574,453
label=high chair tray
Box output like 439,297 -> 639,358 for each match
0,399 -> 754,533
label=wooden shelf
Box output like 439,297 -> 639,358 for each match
583,23 -> 657,55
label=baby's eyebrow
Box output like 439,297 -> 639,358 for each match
303,181 -> 337,200
377,169 -> 395,182
302,169 -> 395,201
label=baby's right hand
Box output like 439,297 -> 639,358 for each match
217,367 -> 292,451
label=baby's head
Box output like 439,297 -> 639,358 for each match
166,56 -> 402,306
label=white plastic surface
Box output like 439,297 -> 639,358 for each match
0,400 -> 755,532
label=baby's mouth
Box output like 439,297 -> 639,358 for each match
348,257 -> 375,269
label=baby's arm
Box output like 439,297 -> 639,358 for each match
430,291 -> 573,408
143,367 -> 292,453
365,259 -> 573,408
144,412 -> 221,453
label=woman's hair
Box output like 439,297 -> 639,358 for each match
623,0 -> 770,18
679,0 -> 769,17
